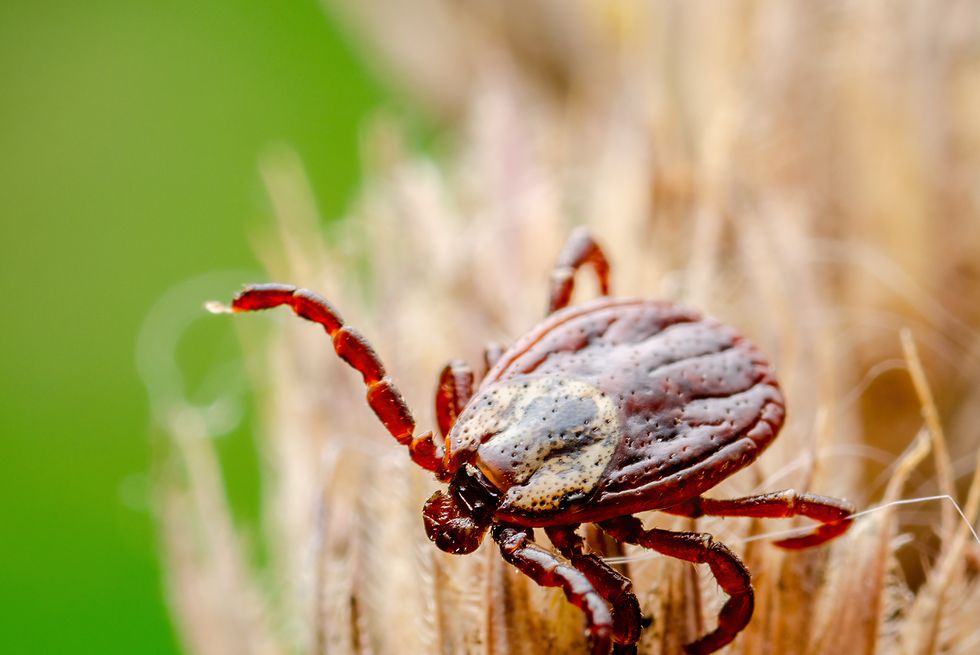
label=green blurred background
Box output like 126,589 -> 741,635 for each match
0,2 -> 385,652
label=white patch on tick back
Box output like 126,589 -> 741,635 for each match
455,376 -> 620,514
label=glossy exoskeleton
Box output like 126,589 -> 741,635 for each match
211,229 -> 854,654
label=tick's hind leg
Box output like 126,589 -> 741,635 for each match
599,516 -> 753,655
548,227 -> 611,314
211,283 -> 446,478
664,490 -> 855,549
493,524 -> 614,655
545,525 -> 641,647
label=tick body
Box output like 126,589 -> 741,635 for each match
213,228 -> 853,654
452,297 -> 783,529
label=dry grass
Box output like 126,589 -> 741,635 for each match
156,3 -> 980,654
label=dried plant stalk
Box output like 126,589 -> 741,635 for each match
157,3 -> 980,654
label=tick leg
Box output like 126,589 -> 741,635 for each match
600,516 -> 753,655
545,525 -> 642,646
213,283 -> 446,478
434,359 -> 474,438
664,490 -> 855,549
548,227 -> 611,314
481,341 -> 505,378
493,524 -> 614,655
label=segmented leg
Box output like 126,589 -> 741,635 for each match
212,283 -> 446,478
600,516 -> 753,655
482,341 -> 505,378
548,227 -> 612,314
434,359 -> 474,438
493,524 -> 614,655
545,525 -> 641,647
664,490 -> 854,549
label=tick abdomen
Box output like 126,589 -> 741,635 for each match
452,298 -> 785,525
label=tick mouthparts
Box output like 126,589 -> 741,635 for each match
205,301 -> 234,314
422,490 -> 489,554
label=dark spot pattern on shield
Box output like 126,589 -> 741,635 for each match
449,375 -> 621,514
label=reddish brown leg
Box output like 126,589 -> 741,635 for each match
213,283 -> 446,478
434,359 -> 474,439
548,227 -> 611,314
545,525 -> 641,647
664,490 -> 855,549
482,341 -> 505,378
493,524 -> 614,655
600,516 -> 753,655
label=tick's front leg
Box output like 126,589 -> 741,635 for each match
600,516 -> 753,655
212,284 -> 451,478
493,524 -> 614,655
434,359 -> 474,438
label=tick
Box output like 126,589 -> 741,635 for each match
210,228 -> 854,654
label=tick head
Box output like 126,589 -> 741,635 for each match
422,467 -> 499,554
